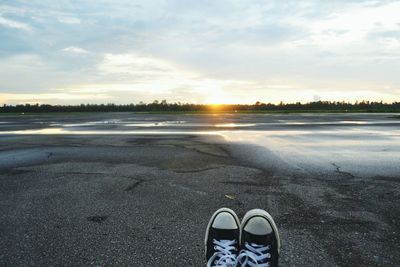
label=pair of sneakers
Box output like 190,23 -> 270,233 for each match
205,208 -> 280,267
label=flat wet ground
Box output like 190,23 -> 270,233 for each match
0,113 -> 399,266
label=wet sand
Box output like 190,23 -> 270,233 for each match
0,113 -> 399,266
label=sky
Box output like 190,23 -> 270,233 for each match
0,0 -> 399,105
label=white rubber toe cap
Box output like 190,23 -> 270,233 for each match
241,209 -> 281,253
244,216 -> 273,235
212,212 -> 239,230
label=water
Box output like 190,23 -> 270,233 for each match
1,113 -> 399,177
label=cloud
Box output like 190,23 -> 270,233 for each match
98,53 -> 177,75
0,92 -> 111,105
62,46 -> 89,54
0,16 -> 31,31
58,17 -> 81,24
0,0 -> 399,104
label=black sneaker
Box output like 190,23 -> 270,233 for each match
237,209 -> 281,267
205,208 -> 240,267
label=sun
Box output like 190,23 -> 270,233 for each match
204,94 -> 236,105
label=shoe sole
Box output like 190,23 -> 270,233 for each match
240,209 -> 281,254
204,207 -> 240,258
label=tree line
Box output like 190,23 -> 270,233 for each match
1,100 -> 400,113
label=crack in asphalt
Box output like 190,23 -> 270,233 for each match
173,166 -> 223,173
124,179 -> 146,191
86,215 -> 109,223
332,163 -> 356,178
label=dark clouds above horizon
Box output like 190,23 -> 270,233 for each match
1,0 -> 399,104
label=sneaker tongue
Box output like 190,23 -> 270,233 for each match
212,228 -> 237,241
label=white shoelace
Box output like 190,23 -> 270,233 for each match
236,242 -> 271,267
207,239 -> 237,267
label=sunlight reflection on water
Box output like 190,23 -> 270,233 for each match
0,128 -> 222,135
10,118 -> 399,132
214,123 -> 256,127
1,115 -> 399,178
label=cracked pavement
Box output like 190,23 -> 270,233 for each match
0,113 -> 399,266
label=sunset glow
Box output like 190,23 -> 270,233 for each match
0,1 -> 399,104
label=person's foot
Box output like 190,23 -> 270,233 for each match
237,209 -> 281,267
205,208 -> 240,267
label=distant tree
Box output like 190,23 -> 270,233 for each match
1,101 -> 400,113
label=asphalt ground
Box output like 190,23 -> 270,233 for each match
0,113 -> 399,266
